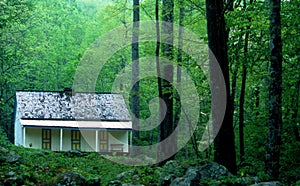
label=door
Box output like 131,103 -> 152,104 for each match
71,130 -> 81,150
99,130 -> 108,152
42,129 -> 51,150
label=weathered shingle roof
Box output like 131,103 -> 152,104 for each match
16,91 -> 131,121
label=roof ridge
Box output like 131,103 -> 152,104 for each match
16,90 -> 123,95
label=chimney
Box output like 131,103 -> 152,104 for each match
64,87 -> 75,96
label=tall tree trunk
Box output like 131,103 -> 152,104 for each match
239,55 -> 247,164
265,0 -> 283,180
239,0 -> 253,165
206,0 -> 237,174
131,0 -> 140,154
231,30 -> 244,117
156,0 -> 164,161
291,77 -> 300,142
158,0 -> 175,163
254,86 -> 260,116
174,3 -> 183,157
176,0 -> 186,158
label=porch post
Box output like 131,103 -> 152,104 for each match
60,128 -> 63,151
95,130 -> 99,152
23,127 -> 26,147
130,130 -> 132,155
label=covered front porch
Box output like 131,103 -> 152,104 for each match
21,120 -> 132,153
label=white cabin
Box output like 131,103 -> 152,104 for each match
14,90 -> 132,154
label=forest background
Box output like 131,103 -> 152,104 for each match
0,0 -> 299,185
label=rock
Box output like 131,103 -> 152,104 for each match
5,171 -> 16,178
170,177 -> 187,186
116,169 -> 137,180
236,176 -> 259,185
0,146 -> 9,153
160,160 -> 185,186
131,175 -> 139,183
198,162 -> 233,179
110,169 -> 144,186
161,174 -> 176,186
6,154 -> 21,163
185,168 -> 201,182
107,180 -> 122,186
0,148 -> 22,164
250,181 -> 282,186
170,168 -> 201,186
54,171 -> 87,185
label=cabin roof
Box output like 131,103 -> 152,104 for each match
16,90 -> 131,122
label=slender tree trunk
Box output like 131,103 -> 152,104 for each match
176,0 -> 186,158
291,77 -> 300,142
255,87 -> 260,116
131,0 -> 140,153
156,0 -> 164,161
173,0 -> 188,159
239,0 -> 253,165
266,0 -> 283,180
206,0 -> 237,174
231,30 -> 244,116
158,0 -> 175,163
239,58 -> 247,164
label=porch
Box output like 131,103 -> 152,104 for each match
22,127 -> 131,153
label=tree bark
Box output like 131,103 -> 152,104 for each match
239,0 -> 253,165
239,56 -> 247,164
291,77 -> 300,142
206,0 -> 237,174
254,87 -> 260,116
158,0 -> 175,163
174,0 -> 184,159
131,0 -> 140,152
265,0 -> 283,180
156,0 -> 164,161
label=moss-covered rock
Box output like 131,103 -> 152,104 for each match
250,181 -> 282,186
198,162 -> 233,179
159,160 -> 186,185
51,171 -> 88,185
170,168 -> 201,186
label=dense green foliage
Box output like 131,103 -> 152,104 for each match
0,0 -> 299,184
0,128 -> 157,185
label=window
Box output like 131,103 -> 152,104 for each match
71,130 -> 81,150
99,131 -> 108,152
42,129 -> 51,150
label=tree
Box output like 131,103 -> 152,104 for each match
158,0 -> 175,163
206,0 -> 237,174
0,0 -> 32,141
131,0 -> 140,152
265,0 -> 283,180
175,0 -> 185,158
239,0 -> 253,165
